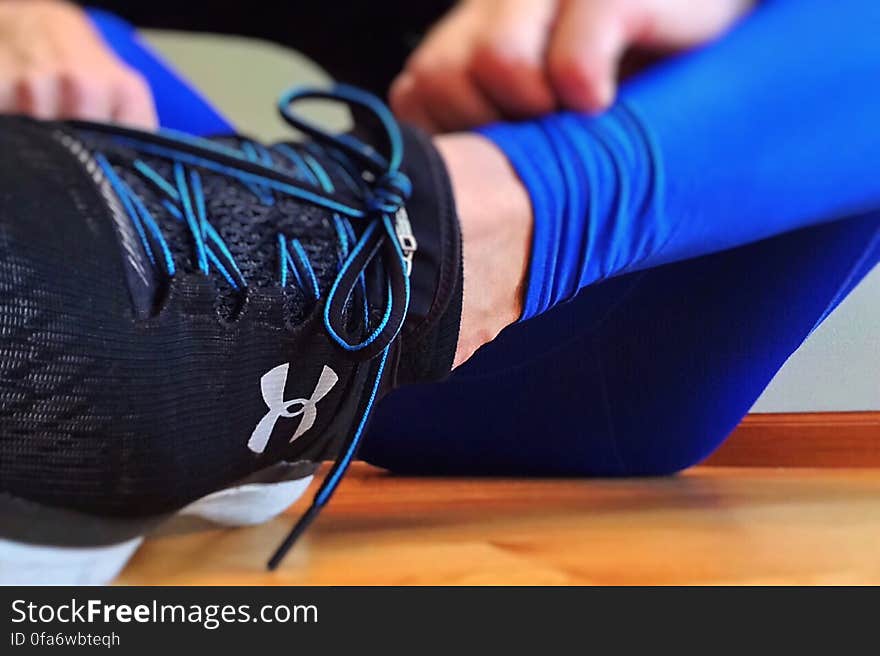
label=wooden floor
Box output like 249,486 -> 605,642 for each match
117,462 -> 880,585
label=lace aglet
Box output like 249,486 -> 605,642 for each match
267,504 -> 321,570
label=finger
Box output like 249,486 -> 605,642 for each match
0,79 -> 14,112
634,0 -> 755,49
394,4 -> 504,131
58,71 -> 113,121
469,0 -> 557,118
401,66 -> 502,132
13,72 -> 60,119
391,2 -> 476,130
111,73 -> 158,129
389,73 -> 442,133
426,79 -> 503,132
547,0 -> 631,112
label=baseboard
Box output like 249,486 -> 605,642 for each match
704,412 -> 880,467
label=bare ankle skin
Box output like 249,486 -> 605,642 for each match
434,133 -> 533,368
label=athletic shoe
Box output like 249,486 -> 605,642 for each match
0,84 -> 462,584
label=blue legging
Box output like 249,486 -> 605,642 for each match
89,5 -> 879,476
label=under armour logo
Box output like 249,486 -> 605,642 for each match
247,363 -> 339,454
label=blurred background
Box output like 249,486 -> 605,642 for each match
86,0 -> 455,97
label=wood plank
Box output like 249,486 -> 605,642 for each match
117,463 -> 880,585
706,412 -> 880,467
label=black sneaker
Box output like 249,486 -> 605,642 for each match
0,84 -> 462,584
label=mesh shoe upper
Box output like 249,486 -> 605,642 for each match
0,85 -> 462,527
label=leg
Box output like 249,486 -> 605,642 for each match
364,212 -> 879,475
363,0 -> 880,474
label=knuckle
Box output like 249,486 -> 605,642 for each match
59,70 -> 113,114
117,70 -> 151,98
126,70 -> 151,91
388,75 -> 415,111
388,77 -> 406,102
57,69 -> 90,96
405,54 -> 433,80
14,70 -> 44,92
471,37 -> 521,77
12,70 -> 52,115
55,66 -> 80,84
471,40 -> 554,114
12,70 -> 48,105
407,53 -> 456,87
548,53 -> 597,92
471,39 -> 541,87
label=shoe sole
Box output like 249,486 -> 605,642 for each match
0,462 -> 314,585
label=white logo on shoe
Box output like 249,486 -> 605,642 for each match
247,363 -> 339,454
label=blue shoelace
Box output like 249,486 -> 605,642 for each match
71,84 -> 414,567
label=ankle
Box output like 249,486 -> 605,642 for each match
434,133 -> 532,368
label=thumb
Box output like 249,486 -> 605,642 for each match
547,0 -> 631,113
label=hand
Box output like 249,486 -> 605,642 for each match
0,0 -> 157,127
391,0 -> 753,132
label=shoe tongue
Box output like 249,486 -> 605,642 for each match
393,125 -> 463,385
